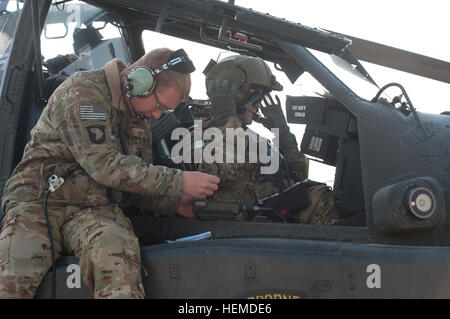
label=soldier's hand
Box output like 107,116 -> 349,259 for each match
176,193 -> 196,219
181,171 -> 220,199
260,94 -> 290,137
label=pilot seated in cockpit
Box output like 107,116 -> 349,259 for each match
182,55 -> 346,224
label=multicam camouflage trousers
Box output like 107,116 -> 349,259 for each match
0,201 -> 144,299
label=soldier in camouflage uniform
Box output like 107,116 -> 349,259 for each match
192,55 -> 343,224
0,48 -> 219,298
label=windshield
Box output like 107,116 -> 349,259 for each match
307,49 -> 380,101
0,0 -> 23,92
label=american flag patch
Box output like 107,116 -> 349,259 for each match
79,106 -> 107,121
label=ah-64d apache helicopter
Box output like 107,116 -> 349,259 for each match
0,0 -> 449,299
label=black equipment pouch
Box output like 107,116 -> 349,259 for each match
151,111 -> 181,142
193,200 -> 245,221
151,102 -> 195,169
151,101 -> 195,142
192,200 -> 290,223
258,180 -> 309,218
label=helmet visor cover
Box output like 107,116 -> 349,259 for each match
205,55 -> 282,107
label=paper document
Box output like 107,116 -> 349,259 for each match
166,231 -> 212,243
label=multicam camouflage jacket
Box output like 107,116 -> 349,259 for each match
186,116 -> 344,224
188,115 -> 309,205
2,67 -> 182,217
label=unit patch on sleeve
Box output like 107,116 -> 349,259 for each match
86,125 -> 106,144
80,106 -> 107,121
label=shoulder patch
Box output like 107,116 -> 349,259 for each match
80,106 -> 107,121
86,125 -> 106,144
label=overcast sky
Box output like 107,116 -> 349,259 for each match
235,0 -> 450,111
235,0 -> 450,61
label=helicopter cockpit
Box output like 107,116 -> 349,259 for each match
2,0 -> 449,244
2,0 -> 450,299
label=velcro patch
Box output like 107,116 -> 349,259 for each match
80,106 -> 107,121
87,125 -> 106,144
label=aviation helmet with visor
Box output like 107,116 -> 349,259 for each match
205,55 -> 282,113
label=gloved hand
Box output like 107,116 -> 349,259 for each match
259,94 -> 290,137
207,75 -> 238,126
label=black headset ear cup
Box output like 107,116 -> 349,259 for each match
125,67 -> 156,97
169,49 -> 195,73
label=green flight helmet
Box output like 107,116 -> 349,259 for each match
205,55 -> 281,106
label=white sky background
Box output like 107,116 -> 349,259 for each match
234,0 -> 450,112
143,0 -> 450,184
